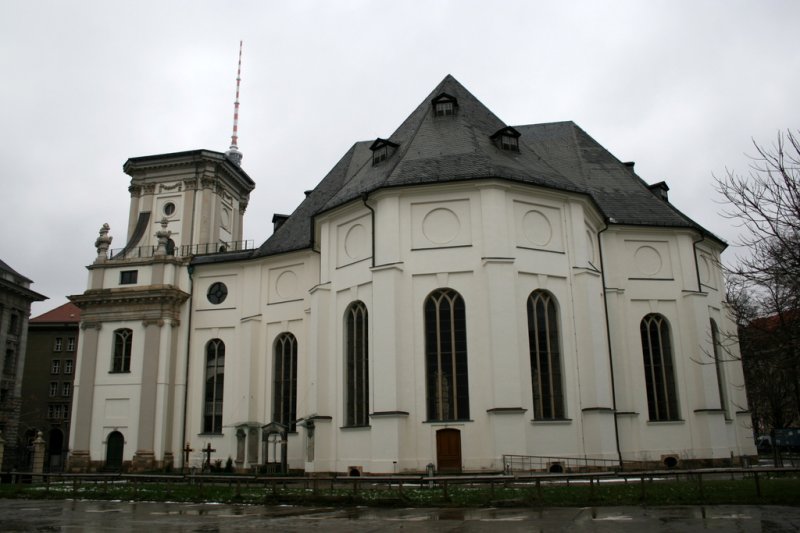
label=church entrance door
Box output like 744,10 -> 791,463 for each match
105,431 -> 124,471
436,428 -> 462,472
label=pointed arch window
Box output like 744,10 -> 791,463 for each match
111,329 -> 132,373
640,314 -> 679,421
527,290 -> 565,419
345,301 -> 369,427
273,333 -> 298,432
425,288 -> 470,421
203,339 -> 225,433
710,319 -> 730,419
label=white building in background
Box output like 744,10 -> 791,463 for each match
68,76 -> 755,474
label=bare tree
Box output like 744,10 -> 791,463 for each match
716,130 -> 800,432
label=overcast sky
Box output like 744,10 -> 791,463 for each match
2,0 -> 798,317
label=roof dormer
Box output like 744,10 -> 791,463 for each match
648,181 -> 670,202
431,92 -> 458,117
370,138 -> 399,165
490,126 -> 521,152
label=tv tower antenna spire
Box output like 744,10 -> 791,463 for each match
225,40 -> 244,166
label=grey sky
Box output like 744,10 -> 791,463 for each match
1,0 -> 798,316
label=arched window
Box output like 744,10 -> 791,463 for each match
344,301 -> 369,427
273,333 -> 298,432
527,290 -> 565,419
203,339 -> 225,433
111,329 -> 132,373
640,314 -> 679,421
710,319 -> 730,419
425,288 -> 469,421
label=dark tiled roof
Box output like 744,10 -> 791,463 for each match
31,302 -> 81,323
208,75 -> 718,263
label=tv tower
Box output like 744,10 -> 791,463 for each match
225,40 -> 244,166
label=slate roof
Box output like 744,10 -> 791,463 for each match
200,75 -> 719,264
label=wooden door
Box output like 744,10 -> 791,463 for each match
436,428 -> 462,472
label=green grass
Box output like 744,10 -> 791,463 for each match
1,476 -> 798,507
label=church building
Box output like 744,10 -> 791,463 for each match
68,75 -> 756,473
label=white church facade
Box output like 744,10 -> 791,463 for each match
68,76 -> 756,474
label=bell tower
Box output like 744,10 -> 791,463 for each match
120,42 -> 252,256
121,149 -> 254,255
68,42 -> 254,472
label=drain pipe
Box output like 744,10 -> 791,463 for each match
362,193 -> 376,268
691,233 -> 706,293
180,264 -> 195,471
597,221 -> 624,470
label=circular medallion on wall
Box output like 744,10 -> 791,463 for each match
634,245 -> 662,276
422,208 -> 460,245
276,270 -> 298,299
207,282 -> 228,304
344,224 -> 366,259
522,210 -> 552,246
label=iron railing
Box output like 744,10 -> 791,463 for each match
3,467 -> 799,500
108,240 -> 254,260
502,454 -> 634,473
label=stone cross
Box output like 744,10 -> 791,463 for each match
182,442 -> 194,468
203,442 -> 216,469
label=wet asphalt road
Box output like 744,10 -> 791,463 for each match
1,499 -> 800,532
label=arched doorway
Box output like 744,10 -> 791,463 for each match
436,428 -> 462,473
261,422 -> 287,474
48,429 -> 64,472
105,431 -> 124,471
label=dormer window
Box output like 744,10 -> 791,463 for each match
432,93 -> 458,117
491,126 -> 521,152
648,181 -> 670,202
370,138 -> 399,166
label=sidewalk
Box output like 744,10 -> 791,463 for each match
1,499 -> 800,532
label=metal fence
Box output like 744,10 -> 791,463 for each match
1,467 -> 799,510
3,467 -> 798,497
502,454 -> 629,473
108,240 -> 253,260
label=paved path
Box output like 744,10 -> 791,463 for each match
1,499 -> 800,531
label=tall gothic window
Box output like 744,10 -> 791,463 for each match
344,301 -> 369,427
424,288 -> 470,421
273,333 -> 298,432
640,314 -> 679,421
111,329 -> 132,373
710,319 -> 730,419
527,290 -> 565,419
203,339 -> 225,433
